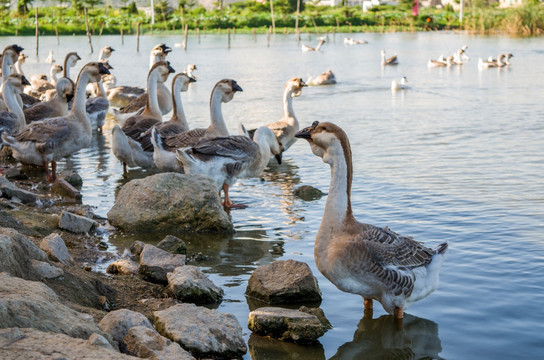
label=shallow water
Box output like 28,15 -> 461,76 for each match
4,32 -> 544,358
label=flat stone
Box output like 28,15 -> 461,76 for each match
58,211 -> 96,233
107,258 -> 138,275
167,265 -> 223,304
0,177 -> 39,204
248,307 -> 330,344
157,235 -> 187,255
153,303 -> 246,359
139,244 -> 186,284
98,309 -> 154,353
246,259 -> 322,304
51,178 -> 82,200
124,326 -> 195,360
39,233 -> 74,265
0,228 -> 48,280
30,259 -> 64,279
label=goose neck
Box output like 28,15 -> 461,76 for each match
70,70 -> 92,120
14,62 -> 23,76
282,86 -> 296,124
171,80 -> 188,129
143,70 -> 162,119
2,53 -> 14,82
2,82 -> 25,130
50,68 -> 58,85
208,89 -> 229,136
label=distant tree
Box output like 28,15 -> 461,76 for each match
17,0 -> 33,15
0,0 -> 10,16
127,1 -> 138,14
83,0 -> 103,8
276,0 -> 303,13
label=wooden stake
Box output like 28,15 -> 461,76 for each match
136,23 -> 141,52
121,28 -> 124,45
270,0 -> 276,35
84,8 -> 94,53
184,24 -> 188,51
227,28 -> 231,49
55,23 -> 59,45
35,8 -> 39,56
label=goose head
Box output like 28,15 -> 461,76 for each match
3,45 -> 24,64
5,74 -> 31,93
173,72 -> 197,93
102,74 -> 116,89
52,64 -> 64,75
295,121 -> 351,166
101,60 -> 114,71
82,61 -> 111,83
287,77 -> 307,98
150,61 -> 175,84
100,46 -> 115,59
65,52 -> 81,69
56,77 -> 75,102
186,64 -> 197,75
215,79 -> 243,103
17,53 -> 27,65
151,43 -> 172,61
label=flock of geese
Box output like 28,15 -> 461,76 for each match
0,41 -> 450,320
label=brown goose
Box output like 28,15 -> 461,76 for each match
24,77 -> 74,124
0,45 -> 25,112
295,121 -> 448,320
1,62 -> 110,182
381,50 -> 398,66
0,74 -> 30,137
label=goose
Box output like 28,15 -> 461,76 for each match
0,74 -> 30,138
186,64 -> 198,79
1,62 -> 110,182
294,121 -> 448,319
13,53 -> 27,76
26,64 -> 63,100
86,77 -> 110,133
46,50 -> 55,64
0,45 -> 25,112
111,61 -> 175,172
308,70 -> 336,86
427,56 -> 454,68
302,39 -> 325,52
381,50 -> 398,66
344,37 -> 368,45
98,46 -> 115,61
103,74 -> 145,108
8,52 -> 39,108
248,77 -> 306,155
502,53 -> 514,66
239,125 -> 283,178
114,44 -> 173,120
478,54 -> 505,69
151,79 -> 243,173
453,48 -> 469,64
63,52 -> 81,80
391,76 -> 409,91
24,77 -> 74,124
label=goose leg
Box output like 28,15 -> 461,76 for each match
123,162 -> 127,175
394,307 -> 404,319
51,161 -> 57,182
44,161 -> 53,182
222,183 -> 247,209
364,298 -> 373,309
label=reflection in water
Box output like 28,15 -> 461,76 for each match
248,334 -> 325,360
330,314 -> 443,360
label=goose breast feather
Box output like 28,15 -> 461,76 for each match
13,118 -> 71,153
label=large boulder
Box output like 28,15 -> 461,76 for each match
153,303 -> 246,359
124,326 -> 195,360
0,272 -> 108,340
167,265 -> 224,304
245,260 -> 322,304
138,244 -> 186,284
0,227 -> 48,280
0,328 -> 138,360
248,307 -> 331,344
107,173 -> 233,233
98,309 -> 154,353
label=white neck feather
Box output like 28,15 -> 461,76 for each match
2,53 -> 14,82
251,129 -> 273,174
2,81 -> 25,131
71,70 -> 92,124
97,79 -> 106,98
14,62 -> 23,76
170,79 -> 188,129
282,85 -> 297,125
50,67 -> 59,85
145,70 -> 162,119
208,88 -> 229,137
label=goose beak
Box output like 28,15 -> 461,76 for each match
189,76 -> 197,83
14,45 -> 24,53
301,80 -> 308,87
232,81 -> 243,92
167,63 -> 176,73
76,54 -> 81,60
162,44 -> 172,53
274,152 -> 283,165
98,62 -> 111,75
295,121 -> 319,140
110,47 -> 115,52
21,75 -> 31,86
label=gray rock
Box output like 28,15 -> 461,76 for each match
0,177 -> 39,204
294,185 -> 324,201
153,303 -> 246,359
129,240 -> 146,258
98,309 -> 154,353
246,259 -> 322,304
124,326 -> 195,360
248,307 -> 330,343
0,273 -> 109,340
248,333 -> 326,360
30,260 -> 64,279
39,233 -> 74,265
51,179 -> 82,200
157,235 -> 187,255
0,328 -> 138,359
167,265 -> 224,304
58,211 -> 97,233
107,258 -> 139,275
88,333 -> 115,350
107,173 -> 233,233
0,228 -> 48,280
61,169 -> 83,188
139,244 -> 186,284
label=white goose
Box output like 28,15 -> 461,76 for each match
295,121 -> 448,319
478,54 -> 505,69
344,37 -> 368,45
1,62 -> 110,182
24,77 -> 74,124
302,39 -> 326,52
111,61 -> 175,172
13,53 -> 27,76
151,79 -> 243,173
0,45 -> 25,112
63,52 -> 81,80
308,70 -> 336,86
391,76 -> 409,91
46,50 -> 55,64
381,50 -> 398,66
0,74 -> 30,137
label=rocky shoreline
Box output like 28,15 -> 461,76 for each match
0,167 -> 330,359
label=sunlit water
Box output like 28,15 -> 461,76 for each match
4,32 -> 544,359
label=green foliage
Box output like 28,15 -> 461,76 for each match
17,0 -> 33,15
127,1 -> 138,14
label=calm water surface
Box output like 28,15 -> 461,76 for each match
5,32 -> 544,359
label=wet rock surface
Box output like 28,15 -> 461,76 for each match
58,211 -> 97,233
138,244 -> 186,284
294,185 -> 324,201
39,232 -> 74,265
124,325 -> 196,360
98,309 -> 155,353
167,265 -> 224,304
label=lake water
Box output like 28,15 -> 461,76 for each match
4,31 -> 544,359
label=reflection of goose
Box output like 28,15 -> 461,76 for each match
0,74 -> 30,137
330,314 -> 442,359
295,121 -> 448,319
24,77 -> 74,124
1,62 -> 110,182
381,50 -> 398,66
308,70 -> 336,86
391,76 -> 408,91
151,79 -> 243,173
302,39 -> 325,52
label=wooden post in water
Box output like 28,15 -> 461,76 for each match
121,28 -> 124,45
183,24 -> 188,51
267,28 -> 270,48
99,21 -> 105,37
295,0 -> 300,42
35,8 -> 39,56
196,28 -> 200,44
270,0 -> 276,35
84,8 -> 94,53
227,28 -> 231,49
136,23 -> 141,52
55,24 -> 59,45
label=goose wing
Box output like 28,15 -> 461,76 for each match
162,128 -> 206,151
13,117 -> 71,153
387,55 -> 398,64
0,112 -> 19,134
24,102 -> 56,123
119,93 -> 146,113
191,136 -> 258,161
86,97 -> 109,113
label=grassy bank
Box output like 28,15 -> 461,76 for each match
0,2 -> 543,37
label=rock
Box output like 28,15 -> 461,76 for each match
248,307 -> 330,344
107,173 -> 233,233
248,333 -> 325,360
58,211 -> 96,233
167,265 -> 223,304
88,333 -> 115,350
294,185 -> 324,201
124,326 -> 195,360
61,169 -> 83,188
0,227 -> 48,280
138,244 -> 186,284
0,177 -> 39,204
30,259 -> 64,279
0,273 -> 109,340
298,306 -> 332,330
246,259 -> 322,304
153,303 -> 246,358
51,178 -> 82,200
129,240 -> 145,258
107,258 -> 138,275
98,309 -> 154,353
0,328 -> 138,359
3,167 -> 29,180
39,233 -> 74,265
157,235 -> 187,255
